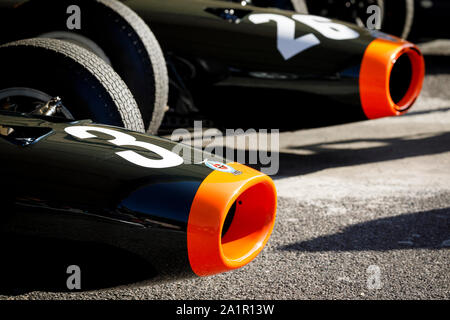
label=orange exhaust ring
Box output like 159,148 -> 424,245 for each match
359,38 -> 425,119
187,162 -> 277,276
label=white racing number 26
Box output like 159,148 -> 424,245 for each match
248,14 -> 359,60
64,126 -> 184,169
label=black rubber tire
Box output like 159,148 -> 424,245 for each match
382,0 -> 414,39
302,0 -> 413,39
0,38 -> 145,132
9,0 -> 168,134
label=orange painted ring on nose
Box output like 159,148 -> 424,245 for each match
359,38 -> 425,119
187,162 -> 277,277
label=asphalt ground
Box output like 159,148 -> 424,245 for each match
1,40 -> 449,300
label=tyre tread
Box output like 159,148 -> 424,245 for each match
0,38 -> 145,132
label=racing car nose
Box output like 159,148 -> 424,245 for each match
187,163 -> 277,276
359,38 -> 425,119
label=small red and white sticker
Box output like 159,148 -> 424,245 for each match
204,160 -> 242,175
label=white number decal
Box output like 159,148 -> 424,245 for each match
248,13 -> 359,60
249,13 -> 320,60
292,15 -> 359,40
64,126 -> 184,169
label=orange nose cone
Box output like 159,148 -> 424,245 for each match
359,38 -> 425,119
187,163 -> 277,277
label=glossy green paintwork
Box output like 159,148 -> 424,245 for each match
127,0 -> 376,74
124,0 -> 405,128
0,0 -> 408,129
0,112 -> 219,281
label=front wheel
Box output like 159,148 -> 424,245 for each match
302,0 -> 414,39
10,0 -> 168,134
382,0 -> 414,39
0,38 -> 145,132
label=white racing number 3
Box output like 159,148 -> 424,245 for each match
64,126 -> 184,169
248,13 -> 359,60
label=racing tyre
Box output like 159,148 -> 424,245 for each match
10,0 -> 169,134
303,0 -> 414,39
0,38 -> 145,132
382,0 -> 414,39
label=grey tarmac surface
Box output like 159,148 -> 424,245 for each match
1,40 -> 449,300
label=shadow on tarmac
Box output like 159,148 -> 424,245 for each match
278,207 -> 450,252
